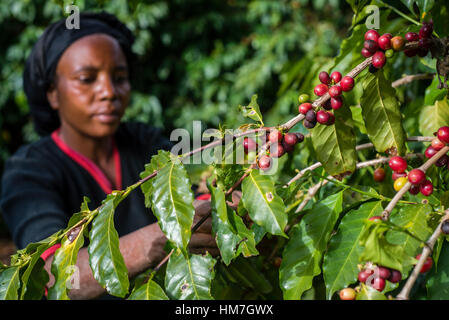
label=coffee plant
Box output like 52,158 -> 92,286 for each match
1,1 -> 449,301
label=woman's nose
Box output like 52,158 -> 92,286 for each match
96,73 -> 117,100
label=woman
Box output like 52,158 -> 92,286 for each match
0,11 -> 218,299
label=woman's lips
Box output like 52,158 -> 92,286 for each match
93,113 -> 120,124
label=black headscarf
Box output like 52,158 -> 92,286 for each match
23,11 -> 136,136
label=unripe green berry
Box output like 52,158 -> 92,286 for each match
298,94 -> 310,103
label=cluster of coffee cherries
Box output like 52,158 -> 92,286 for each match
403,21 -> 434,58
243,129 -> 305,170
297,71 -> 355,129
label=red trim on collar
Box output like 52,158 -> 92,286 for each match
51,128 -> 122,194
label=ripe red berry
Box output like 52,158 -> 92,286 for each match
364,39 -> 379,53
283,133 -> 298,147
405,32 -> 419,42
314,83 -> 329,96
404,48 -> 418,57
328,85 -> 342,98
330,71 -> 342,83
420,180 -> 433,196
268,129 -> 283,142
408,169 -> 426,185
365,29 -> 380,42
258,155 -> 271,170
389,156 -> 407,173
330,96 -> 343,110
431,138 -> 445,151
372,51 -> 387,69
358,269 -> 373,283
419,24 -> 433,39
409,184 -> 420,195
340,76 -> 354,92
298,102 -> 313,115
373,167 -> 386,182
416,254 -> 433,273
376,266 -> 391,280
316,110 -> 330,124
436,154 -> 449,167
425,145 -> 438,159
361,48 -> 374,58
418,38 -> 431,50
339,288 -> 356,300
243,137 -> 257,153
319,71 -> 331,84
388,269 -> 402,283
378,34 -> 392,50
326,112 -> 335,125
368,277 -> 386,292
437,126 -> 449,143
271,143 -> 285,158
392,172 -> 407,180
294,132 -> 304,143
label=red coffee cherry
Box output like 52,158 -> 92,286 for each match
283,133 -> 298,147
364,39 -> 379,53
314,83 -> 329,96
368,277 -> 386,292
372,51 -> 387,69
330,71 -> 342,83
431,138 -> 445,151
416,254 -> 433,273
258,155 -> 272,170
389,156 -> 407,173
425,145 -> 438,159
358,269 -> 374,283
326,112 -> 335,125
392,172 -> 407,180
319,71 -> 331,85
270,143 -> 285,158
328,85 -> 342,98
388,269 -> 402,283
420,180 -> 433,196
437,126 -> 449,143
376,266 -> 391,280
419,24 -> 433,39
340,76 -> 354,92
373,167 -> 386,182
330,96 -> 343,110
361,48 -> 374,58
408,169 -> 426,185
339,288 -> 356,300
294,132 -> 305,143
299,102 -> 313,115
268,129 -> 283,142
378,34 -> 392,50
316,110 -> 330,124
405,32 -> 419,42
365,29 -> 380,42
404,48 -> 418,57
243,137 -> 257,153
409,184 -> 420,195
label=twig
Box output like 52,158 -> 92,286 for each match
391,73 -> 435,88
396,211 -> 449,300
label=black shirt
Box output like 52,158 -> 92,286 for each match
0,121 -> 172,250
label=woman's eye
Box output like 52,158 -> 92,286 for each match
78,76 -> 95,84
114,75 -> 128,83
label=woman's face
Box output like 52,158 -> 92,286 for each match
47,33 -> 131,139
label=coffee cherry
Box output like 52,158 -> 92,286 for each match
365,29 -> 380,42
372,51 -> 387,69
373,167 -> 386,182
416,254 -> 433,273
368,277 -> 386,292
271,143 -> 285,158
419,24 -> 433,39
424,145 -> 438,159
298,93 -> 310,103
392,172 -> 407,180
394,177 -> 408,191
378,34 -> 392,50
431,138 -> 445,151
376,266 -> 391,280
390,36 -> 405,51
436,154 -> 449,167
340,76 -> 354,92
368,64 -> 379,74
361,48 -> 374,58
303,119 -> 316,129
409,184 -> 420,195
322,99 -> 331,110
283,133 -> 298,147
404,48 -> 418,57
299,102 -> 313,115
364,39 -> 379,53
389,156 -> 407,173
420,180 -> 433,196
441,220 -> 449,234
437,126 -> 449,144
388,269 -> 402,283
258,155 -> 271,170
319,71 -> 331,85
327,112 -> 335,125
314,83 -> 329,96
268,129 -> 283,142
330,71 -> 342,84
385,49 -> 394,58
405,32 -> 419,42
316,110 -> 330,124
305,109 -> 316,122
339,287 -> 356,300
328,85 -> 342,98
243,137 -> 257,153
418,38 -> 431,50
294,132 -> 305,143
358,269 -> 374,283
408,168 -> 426,185
330,96 -> 343,110
369,216 -> 382,222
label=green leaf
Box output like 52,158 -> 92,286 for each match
165,250 -> 216,300
210,186 -> 258,265
140,150 -> 172,208
323,201 -> 384,300
427,241 -> 449,299
241,170 -> 287,237
20,253 -> 48,300
149,157 -> 195,253
419,98 -> 449,137
279,192 -> 343,300
360,71 -> 406,155
238,94 -> 264,125
88,193 -> 129,298
128,279 -> 169,300
0,267 -> 21,300
400,0 -> 435,16
424,77 -> 448,106
311,105 -> 357,176
345,0 -> 371,14
48,225 -> 86,300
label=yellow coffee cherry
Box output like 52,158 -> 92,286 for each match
393,176 -> 408,191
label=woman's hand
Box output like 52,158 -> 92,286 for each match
189,199 -> 219,256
